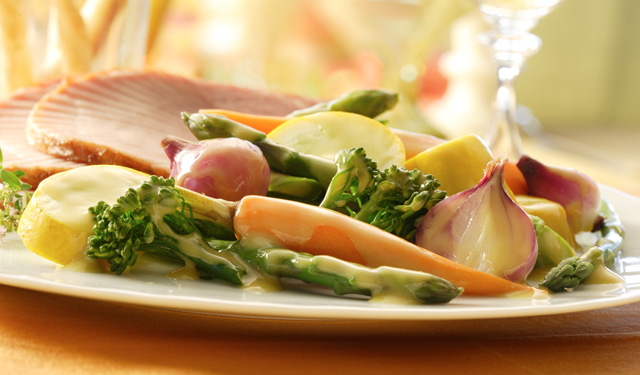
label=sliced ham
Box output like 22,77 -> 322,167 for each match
27,70 -> 315,177
0,80 -> 86,189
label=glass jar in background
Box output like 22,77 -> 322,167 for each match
0,0 -> 150,97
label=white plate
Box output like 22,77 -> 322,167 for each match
1,185 -> 639,321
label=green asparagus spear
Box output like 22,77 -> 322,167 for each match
232,245 -> 462,304
540,247 -> 602,292
540,199 -> 626,292
268,172 -> 324,204
182,112 -> 337,188
286,89 -> 399,119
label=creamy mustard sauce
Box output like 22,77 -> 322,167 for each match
167,260 -> 201,280
144,187 -> 277,289
63,254 -> 106,273
40,166 -> 149,233
256,247 -> 445,304
583,261 -> 625,285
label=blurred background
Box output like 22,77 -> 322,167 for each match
0,0 -> 636,193
144,0 -> 640,194
146,0 -> 640,131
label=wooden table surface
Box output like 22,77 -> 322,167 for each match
1,283 -> 639,375
2,129 -> 639,375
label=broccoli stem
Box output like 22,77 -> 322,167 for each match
231,245 -> 462,304
182,112 -> 337,188
286,89 -> 399,119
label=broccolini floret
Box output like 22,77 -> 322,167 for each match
86,176 -> 244,284
320,148 -> 446,242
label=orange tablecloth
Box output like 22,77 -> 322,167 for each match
1,282 -> 639,375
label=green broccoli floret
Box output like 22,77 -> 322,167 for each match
320,148 -> 446,241
86,176 -> 244,284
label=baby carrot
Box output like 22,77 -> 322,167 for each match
234,195 -> 539,296
504,161 -> 528,196
199,109 -> 287,134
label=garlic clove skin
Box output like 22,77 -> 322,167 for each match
415,159 -> 538,283
516,155 -> 601,234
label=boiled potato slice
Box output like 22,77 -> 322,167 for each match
18,165 -> 149,265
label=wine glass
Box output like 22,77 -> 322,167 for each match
475,0 -> 563,159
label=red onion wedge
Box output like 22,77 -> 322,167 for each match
415,158 -> 537,283
517,155 -> 601,234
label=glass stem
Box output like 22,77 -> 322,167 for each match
485,62 -> 524,160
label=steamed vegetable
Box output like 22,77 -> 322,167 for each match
86,175 -> 243,281
182,112 -> 337,188
268,172 -> 324,203
286,89 -> 399,119
161,136 -> 270,201
319,147 -> 445,242
596,199 -> 625,267
199,88 -> 399,133
233,194 -> 539,296
199,109 -> 446,160
504,162 -> 528,196
267,111 -> 406,171
539,198 -> 625,291
517,155 -> 601,234
404,134 -> 494,196
516,195 -> 576,248
233,245 -> 462,304
85,172 -> 460,303
198,109 -> 288,134
0,147 -> 32,241
415,159 -> 538,283
17,166 -> 153,265
531,215 -> 576,268
540,247 -> 602,292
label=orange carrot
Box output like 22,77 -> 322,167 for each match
199,109 -> 287,134
504,161 -> 528,196
234,195 -> 539,296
